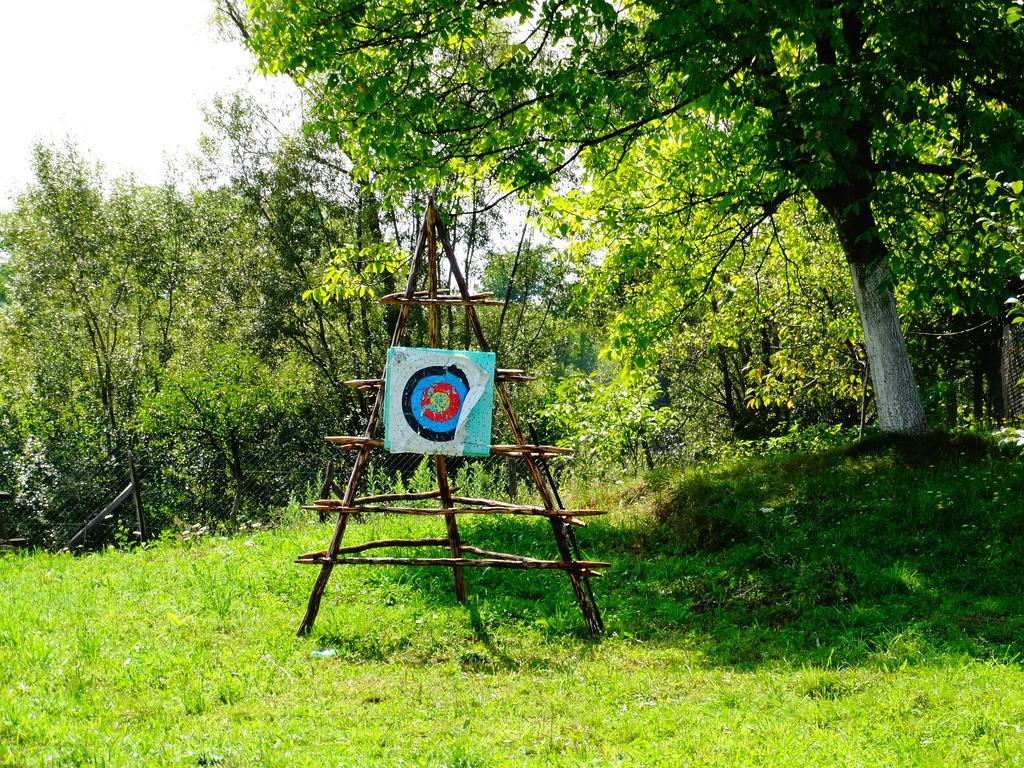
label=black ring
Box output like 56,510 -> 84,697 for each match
401,365 -> 471,441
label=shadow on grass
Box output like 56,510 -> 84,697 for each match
327,434 -> 1024,669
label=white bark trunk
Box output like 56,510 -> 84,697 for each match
849,258 -> 928,434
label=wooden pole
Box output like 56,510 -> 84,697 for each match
62,484 -> 133,552
0,491 -> 11,543
427,200 -> 468,603
296,208 -> 429,636
316,459 -> 336,523
331,537 -> 450,555
530,425 -> 603,632
432,202 -> 603,634
127,450 -> 147,544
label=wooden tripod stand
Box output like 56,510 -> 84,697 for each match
295,199 -> 606,636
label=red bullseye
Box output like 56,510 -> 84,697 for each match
420,382 -> 461,422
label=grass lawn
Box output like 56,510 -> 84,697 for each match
2,435 -> 1023,767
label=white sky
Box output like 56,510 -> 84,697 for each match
0,1 -> 289,203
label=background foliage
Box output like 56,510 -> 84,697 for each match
1,1 -> 1023,546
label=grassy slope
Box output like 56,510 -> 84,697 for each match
2,436 -> 1024,767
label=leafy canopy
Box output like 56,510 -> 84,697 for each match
246,0 -> 1024,209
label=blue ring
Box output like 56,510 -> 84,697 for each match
401,365 -> 471,441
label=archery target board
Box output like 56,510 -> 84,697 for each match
384,347 -> 496,456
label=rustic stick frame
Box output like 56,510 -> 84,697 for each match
295,199 -> 605,635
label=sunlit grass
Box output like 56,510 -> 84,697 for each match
1,435 -> 1023,766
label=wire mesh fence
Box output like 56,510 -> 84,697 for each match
1004,323 -> 1024,421
0,435 -> 557,552
0,449 -> 135,551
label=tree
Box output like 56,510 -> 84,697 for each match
200,94 -> 388,398
0,144 -> 198,456
0,140 -> 347,541
138,343 -> 306,530
0,144 -> 210,542
245,0 -> 1024,433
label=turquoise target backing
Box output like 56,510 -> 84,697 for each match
384,346 -> 495,456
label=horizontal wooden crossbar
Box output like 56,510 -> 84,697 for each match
302,538 -> 606,566
447,497 -> 588,526
343,369 -> 535,390
309,494 -> 594,526
380,290 -> 498,301
349,490 -> 568,507
323,436 -> 571,458
295,553 -> 609,574
334,537 -> 450,555
450,495 -> 526,508
301,502 -> 605,518
353,489 -> 446,504
380,294 -> 505,307
491,444 -> 572,456
324,436 -> 382,449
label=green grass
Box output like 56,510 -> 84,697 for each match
2,435 -> 1024,766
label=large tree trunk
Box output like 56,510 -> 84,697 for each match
847,257 -> 928,433
819,179 -> 929,435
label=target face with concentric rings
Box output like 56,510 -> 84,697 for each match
384,347 -> 496,456
402,365 -> 470,441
